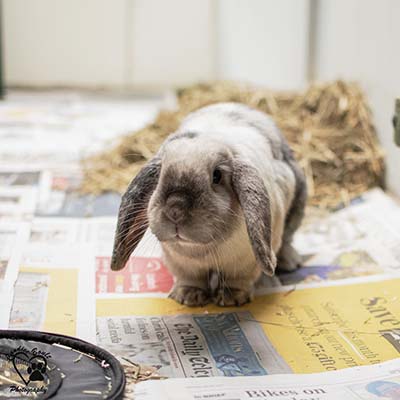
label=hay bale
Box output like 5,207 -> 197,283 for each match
81,80 -> 385,209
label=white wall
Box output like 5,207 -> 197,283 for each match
217,0 -> 310,90
314,0 -> 400,195
128,0 -> 215,90
3,0 -> 310,91
3,0 -> 127,87
3,0 -> 216,90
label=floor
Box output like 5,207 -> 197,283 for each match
0,89 -> 164,337
2,89 -> 400,398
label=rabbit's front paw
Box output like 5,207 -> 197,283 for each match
169,285 -> 210,307
277,243 -> 302,272
213,287 -> 253,307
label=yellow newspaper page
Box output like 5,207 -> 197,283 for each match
97,277 -> 400,374
9,242 -> 96,342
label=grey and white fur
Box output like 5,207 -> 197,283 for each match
111,103 -> 307,306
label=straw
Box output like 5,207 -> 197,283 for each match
80,80 -> 385,209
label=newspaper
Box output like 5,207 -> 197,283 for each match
0,91 -> 160,163
92,188 -> 400,387
0,182 -> 397,393
274,238 -> 395,288
0,165 -> 52,209
134,357 -> 400,400
9,271 -> 50,331
15,239 -> 96,341
89,218 -> 169,294
9,244 -> 96,342
0,91 -> 160,355
295,189 -> 400,271
0,214 -> 96,340
96,275 -> 400,379
0,187 -> 38,219
6,218 -> 97,341
96,256 -> 174,295
35,165 -> 82,216
97,312 -> 291,378
3,91 -> 400,399
0,222 -> 29,328
84,217 -> 118,256
0,222 -> 29,288
29,217 -> 86,245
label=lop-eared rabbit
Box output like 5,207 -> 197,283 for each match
111,103 -> 307,306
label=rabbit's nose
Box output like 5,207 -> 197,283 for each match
165,205 -> 186,224
164,195 -> 188,224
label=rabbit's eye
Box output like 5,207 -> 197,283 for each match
213,168 -> 222,184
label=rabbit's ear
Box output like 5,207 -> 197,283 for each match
111,157 -> 161,271
232,159 -> 277,276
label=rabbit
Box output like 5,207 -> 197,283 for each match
110,103 -> 307,307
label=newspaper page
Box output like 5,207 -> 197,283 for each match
0,165 -> 52,208
84,217 -> 118,256
35,165 -> 82,216
134,358 -> 400,400
29,217 -> 86,245
0,221 -> 30,327
273,237 -> 396,289
295,188 -> 400,272
9,220 -> 96,342
97,311 -> 291,378
0,222 -> 30,290
87,219 -> 169,295
84,217 -> 161,257
274,188 -> 400,289
0,187 -> 38,219
85,218 -> 171,294
0,91 -> 160,163
96,276 -> 400,379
